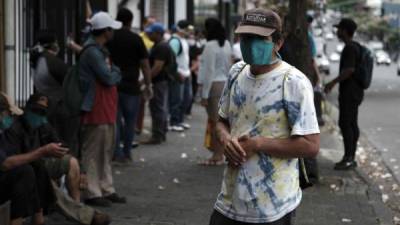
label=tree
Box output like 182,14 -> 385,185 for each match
285,0 -> 314,82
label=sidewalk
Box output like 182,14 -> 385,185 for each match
48,104 -> 393,225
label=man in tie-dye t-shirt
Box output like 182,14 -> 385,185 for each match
209,9 -> 320,225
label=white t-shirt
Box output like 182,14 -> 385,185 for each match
215,61 -> 320,223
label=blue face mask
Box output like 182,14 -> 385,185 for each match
0,115 -> 13,130
23,111 -> 48,129
240,37 -> 281,65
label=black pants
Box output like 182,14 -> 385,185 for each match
149,81 -> 168,140
0,165 -> 40,219
338,96 -> 362,160
209,210 -> 295,225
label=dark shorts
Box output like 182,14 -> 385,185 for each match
209,210 -> 295,225
44,154 -> 72,179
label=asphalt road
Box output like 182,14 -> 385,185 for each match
323,37 -> 400,183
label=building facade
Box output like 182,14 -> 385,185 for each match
0,0 -> 239,104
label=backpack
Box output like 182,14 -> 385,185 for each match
168,36 -> 183,56
62,44 -> 96,117
354,43 -> 374,89
165,43 -> 181,82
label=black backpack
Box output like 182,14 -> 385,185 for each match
354,43 -> 374,89
62,44 -> 96,117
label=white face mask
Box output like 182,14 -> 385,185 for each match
188,39 -> 195,46
164,33 -> 171,40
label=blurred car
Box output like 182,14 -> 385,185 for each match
369,41 -> 384,51
325,32 -> 334,40
375,50 -> 391,65
313,28 -> 323,37
329,52 -> 340,62
316,53 -> 330,75
336,43 -> 344,53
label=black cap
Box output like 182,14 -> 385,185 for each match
177,20 -> 190,30
334,18 -> 357,34
235,8 -> 282,37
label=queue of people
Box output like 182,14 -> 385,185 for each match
0,6 -> 231,225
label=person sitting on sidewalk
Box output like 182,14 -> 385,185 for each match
0,93 -> 68,225
3,93 -> 111,225
143,23 -> 174,144
324,18 -> 363,170
210,9 -> 320,225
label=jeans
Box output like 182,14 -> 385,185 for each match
209,210 -> 295,225
182,77 -> 193,117
168,80 -> 184,126
338,95 -> 363,160
150,81 -> 168,140
168,78 -> 192,126
115,93 -> 141,158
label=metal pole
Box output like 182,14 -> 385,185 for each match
4,0 -> 16,99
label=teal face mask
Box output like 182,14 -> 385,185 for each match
0,116 -> 13,130
23,111 -> 48,129
240,37 -> 281,65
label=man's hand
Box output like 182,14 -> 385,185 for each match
238,135 -> 259,159
200,99 -> 208,107
324,80 -> 336,94
41,143 -> 69,158
143,85 -> 153,101
179,74 -> 186,82
221,134 -> 246,167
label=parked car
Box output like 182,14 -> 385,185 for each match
329,52 -> 340,62
316,53 -> 330,75
375,50 -> 391,65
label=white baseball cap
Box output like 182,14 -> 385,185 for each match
89,11 -> 122,30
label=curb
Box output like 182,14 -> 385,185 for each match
323,99 -> 395,225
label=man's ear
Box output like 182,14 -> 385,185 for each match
275,39 -> 284,52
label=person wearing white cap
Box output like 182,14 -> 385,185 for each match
78,11 -> 126,207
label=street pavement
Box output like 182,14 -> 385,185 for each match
324,37 -> 400,184
48,104 -> 393,225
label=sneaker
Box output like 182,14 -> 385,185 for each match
105,193 -> 127,204
334,159 -> 357,170
85,197 -> 112,207
91,212 -> 111,225
170,125 -> 184,132
132,141 -> 139,148
180,123 -> 191,130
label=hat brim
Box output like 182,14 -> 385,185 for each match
1,93 -> 23,116
110,21 -> 122,29
235,25 -> 276,37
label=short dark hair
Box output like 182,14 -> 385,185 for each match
205,18 -> 226,47
36,30 -> 57,47
117,8 -> 133,26
91,28 -> 111,36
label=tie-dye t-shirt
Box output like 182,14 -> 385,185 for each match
215,61 -> 320,223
